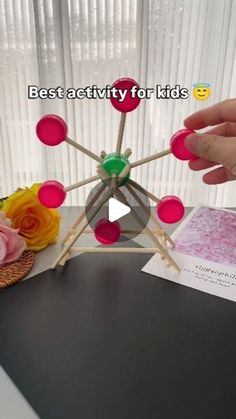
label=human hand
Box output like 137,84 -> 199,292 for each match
184,99 -> 236,184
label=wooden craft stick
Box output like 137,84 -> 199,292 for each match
117,164 -> 131,185
69,247 -> 160,254
128,179 -> 160,203
100,150 -> 106,159
60,183 -> 106,245
97,166 -> 110,184
115,189 -> 160,250
115,112 -> 126,155
149,212 -> 174,247
52,189 -> 112,269
84,228 -> 163,234
65,136 -> 101,162
116,188 -> 180,272
59,255 -> 69,266
130,148 -> 171,168
110,172 -> 118,191
125,185 -> 177,266
123,148 -> 132,158
64,174 -> 100,192
126,183 -> 174,247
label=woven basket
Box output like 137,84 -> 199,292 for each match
0,250 -> 35,289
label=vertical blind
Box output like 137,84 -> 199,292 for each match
0,0 -> 235,206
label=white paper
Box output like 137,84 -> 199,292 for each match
0,366 -> 39,419
142,206 -> 236,303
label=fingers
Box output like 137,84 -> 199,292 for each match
188,158 -> 217,171
184,99 -> 236,130
203,166 -> 236,184
185,134 -> 236,175
188,123 -> 235,172
206,122 -> 236,137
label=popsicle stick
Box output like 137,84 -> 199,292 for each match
126,185 -> 176,263
65,136 -> 101,162
69,247 -> 160,254
115,190 -> 162,253
115,112 -> 126,155
130,148 -> 171,168
84,228 -> 163,234
123,148 -> 132,158
52,189 -> 112,269
126,183 -> 174,247
128,179 -> 160,203
64,174 -> 100,192
60,183 -> 106,245
100,150 -> 106,159
97,166 -> 110,184
59,254 -> 69,266
117,164 -> 131,185
110,172 -> 118,191
116,188 -> 180,272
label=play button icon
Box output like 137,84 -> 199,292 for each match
85,181 -> 151,242
108,197 -> 130,222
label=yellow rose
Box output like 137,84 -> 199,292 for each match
2,183 -> 61,251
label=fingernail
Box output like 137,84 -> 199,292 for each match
185,134 -> 198,152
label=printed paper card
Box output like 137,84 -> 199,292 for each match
142,206 -> 236,302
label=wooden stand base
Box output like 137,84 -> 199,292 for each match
51,179 -> 180,272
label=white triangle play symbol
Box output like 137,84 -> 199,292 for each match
108,197 -> 131,222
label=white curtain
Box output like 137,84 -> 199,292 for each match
0,0 -> 235,206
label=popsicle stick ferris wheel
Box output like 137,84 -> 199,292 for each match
36,78 -> 196,272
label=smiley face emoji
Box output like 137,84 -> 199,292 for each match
193,83 -> 211,100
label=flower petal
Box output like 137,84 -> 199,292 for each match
3,236 -> 27,264
0,234 -> 7,261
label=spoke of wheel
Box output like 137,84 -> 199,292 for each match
128,179 -> 160,203
65,136 -> 101,162
130,148 -> 171,168
65,174 -> 100,192
115,112 -> 126,155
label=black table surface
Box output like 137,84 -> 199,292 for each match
1,250 -> 236,419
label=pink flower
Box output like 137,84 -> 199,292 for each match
0,211 -> 11,227
0,223 -> 26,265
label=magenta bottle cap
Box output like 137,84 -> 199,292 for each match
38,180 -> 66,208
170,129 -> 196,160
110,78 -> 141,113
94,218 -> 121,245
36,114 -> 67,146
157,196 -> 185,224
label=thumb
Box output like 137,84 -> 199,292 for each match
185,134 -> 236,175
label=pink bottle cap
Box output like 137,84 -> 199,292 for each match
110,78 -> 141,112
94,218 -> 121,245
36,114 -> 67,146
157,196 -> 185,224
170,129 -> 196,160
38,180 -> 66,208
